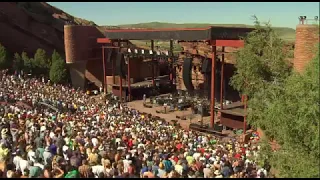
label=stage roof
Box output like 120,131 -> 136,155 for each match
104,26 -> 255,41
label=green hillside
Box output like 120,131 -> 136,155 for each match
117,22 -> 296,42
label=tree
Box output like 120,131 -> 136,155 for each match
49,50 -> 67,83
21,51 -> 33,73
33,48 -> 51,76
249,48 -> 319,178
12,52 -> 24,72
0,43 -> 8,70
230,16 -> 320,178
230,16 -> 291,98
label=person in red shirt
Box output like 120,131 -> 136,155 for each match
234,152 -> 241,159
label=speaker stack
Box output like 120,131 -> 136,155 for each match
182,57 -> 194,92
201,58 -> 211,98
116,53 -> 126,78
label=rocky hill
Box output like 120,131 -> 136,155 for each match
0,2 -> 96,57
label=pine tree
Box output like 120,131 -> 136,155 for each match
49,50 -> 67,83
21,51 -> 32,73
0,43 -> 8,70
12,52 -> 24,72
33,48 -> 50,76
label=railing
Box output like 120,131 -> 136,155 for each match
298,16 -> 319,25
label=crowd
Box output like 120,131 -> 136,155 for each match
0,70 -> 270,178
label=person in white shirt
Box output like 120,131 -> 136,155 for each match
257,168 -> 267,178
27,149 -> 36,163
91,164 -> 105,178
13,153 -> 29,175
123,155 -> 132,173
174,160 -> 183,176
92,137 -> 99,147
62,145 -> 70,161
193,151 -> 201,160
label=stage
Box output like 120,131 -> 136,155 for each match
126,99 -> 239,141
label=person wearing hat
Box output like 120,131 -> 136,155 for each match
157,162 -> 166,178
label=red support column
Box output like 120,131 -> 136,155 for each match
102,46 -> 107,94
118,40 -> 123,103
127,57 -> 131,101
243,95 -> 247,134
111,42 -> 115,85
220,46 -> 225,110
151,40 -> 155,87
169,40 -> 173,83
210,42 -> 216,128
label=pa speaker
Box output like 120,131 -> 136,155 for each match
182,58 -> 194,91
201,58 -> 211,73
106,49 -> 113,63
116,53 -> 126,78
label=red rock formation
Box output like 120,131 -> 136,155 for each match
0,2 -> 95,57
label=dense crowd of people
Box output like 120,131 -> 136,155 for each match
0,70 -> 270,178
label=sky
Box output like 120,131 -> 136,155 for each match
48,2 -> 319,28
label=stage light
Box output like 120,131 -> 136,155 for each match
156,51 -> 160,56
134,49 -> 138,54
303,16 -> 307,19
315,16 -> 319,20
141,50 -> 145,54
164,51 -> 169,56
149,50 -> 153,55
127,48 -> 132,53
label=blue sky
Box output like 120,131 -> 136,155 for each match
48,2 -> 319,28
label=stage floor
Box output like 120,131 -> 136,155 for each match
127,100 -> 209,130
126,99 -> 237,138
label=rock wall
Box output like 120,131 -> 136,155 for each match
294,24 -> 319,72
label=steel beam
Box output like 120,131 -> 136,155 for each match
210,43 -> 216,128
102,46 -> 107,94
151,40 -> 155,87
220,46 -> 225,110
210,40 -> 245,48
127,57 -> 131,101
